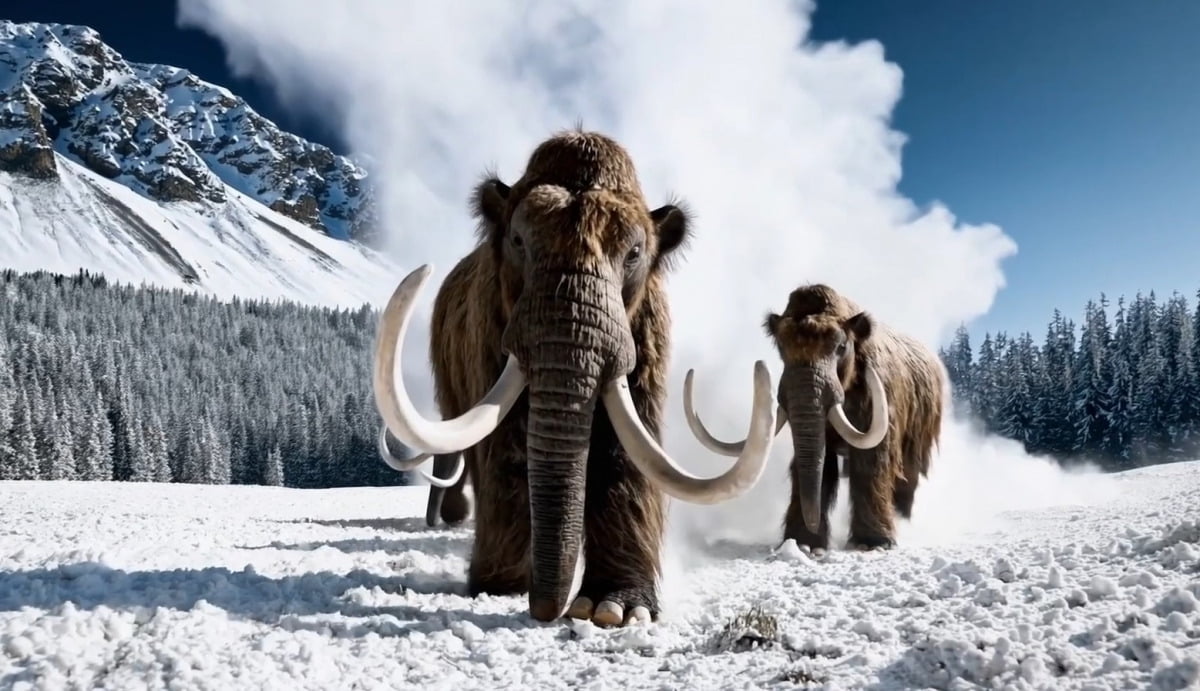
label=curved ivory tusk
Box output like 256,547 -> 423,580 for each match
416,456 -> 465,489
376,426 -> 465,489
377,425 -> 434,471
372,264 -> 528,455
683,369 -> 787,456
603,361 -> 777,504
827,365 -> 889,449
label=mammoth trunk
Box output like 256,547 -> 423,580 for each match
511,272 -> 635,622
782,366 -> 831,533
525,365 -> 596,622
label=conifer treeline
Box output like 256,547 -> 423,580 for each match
939,290 -> 1200,470
6,268 -> 1194,483
0,268 -> 412,488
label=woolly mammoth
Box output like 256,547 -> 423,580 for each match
684,284 -> 946,551
372,130 -> 778,626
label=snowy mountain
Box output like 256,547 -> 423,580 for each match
2,461 -> 1198,689
0,20 -> 396,308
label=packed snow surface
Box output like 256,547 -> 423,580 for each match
2,461 -> 1199,690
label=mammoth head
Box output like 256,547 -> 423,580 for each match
762,286 -> 875,389
372,130 -> 778,624
473,132 -> 692,325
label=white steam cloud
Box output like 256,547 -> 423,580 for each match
179,0 -> 1117,597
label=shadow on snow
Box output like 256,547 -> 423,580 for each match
0,561 -> 546,637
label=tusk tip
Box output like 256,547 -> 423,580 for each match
406,263 -> 434,283
752,360 -> 771,389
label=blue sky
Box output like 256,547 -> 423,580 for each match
7,0 -> 1199,341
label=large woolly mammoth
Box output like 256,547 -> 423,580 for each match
373,130 -> 778,626
684,284 -> 946,551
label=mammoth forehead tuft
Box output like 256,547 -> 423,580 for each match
784,283 -> 851,320
520,129 -> 642,195
776,313 -> 844,346
515,185 -> 648,253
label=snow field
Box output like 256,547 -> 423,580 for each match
0,460 -> 1198,690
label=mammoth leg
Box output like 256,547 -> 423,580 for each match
424,453 -> 469,527
567,411 -> 666,627
891,434 -> 927,520
845,441 -> 897,550
782,441 -> 840,552
438,453 -> 472,526
467,442 -> 532,597
892,476 -> 917,520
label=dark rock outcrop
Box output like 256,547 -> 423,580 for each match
0,20 -> 378,243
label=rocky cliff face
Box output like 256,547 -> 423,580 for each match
0,20 -> 377,244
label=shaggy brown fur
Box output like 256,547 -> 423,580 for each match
764,284 -> 946,550
424,129 -> 691,620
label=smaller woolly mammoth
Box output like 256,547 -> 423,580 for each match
684,284 -> 946,551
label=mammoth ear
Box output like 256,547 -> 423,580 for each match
845,311 -> 874,342
472,175 -> 511,241
650,201 -> 692,270
762,312 -> 783,338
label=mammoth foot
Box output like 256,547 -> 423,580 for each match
566,586 -> 657,627
847,534 -> 895,551
782,525 -> 829,554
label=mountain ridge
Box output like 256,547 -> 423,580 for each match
0,20 -> 378,243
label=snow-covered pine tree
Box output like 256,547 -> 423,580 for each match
1069,298 -> 1114,459
8,388 -> 40,480
123,400 -> 152,482
31,377 -> 56,478
1104,296 -> 1135,466
973,333 -> 1000,431
264,444 -> 285,487
942,325 -> 974,414
179,421 -> 206,484
996,333 -> 1038,447
200,415 -> 232,485
1157,293 -> 1194,459
1033,310 -> 1075,456
144,412 -> 172,483
48,410 -> 76,481
75,391 -> 114,481
1129,293 -> 1166,463
1187,290 -> 1200,454
0,338 -> 15,476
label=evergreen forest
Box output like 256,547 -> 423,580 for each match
3,268 -> 1196,486
939,291 -> 1200,470
0,269 -> 411,488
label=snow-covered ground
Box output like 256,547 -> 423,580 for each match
1,461 -> 1198,690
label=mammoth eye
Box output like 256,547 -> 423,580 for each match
624,244 -> 643,266
511,233 -> 524,249
835,342 -> 848,357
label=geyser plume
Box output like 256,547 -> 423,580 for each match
180,0 -> 1109,597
